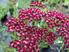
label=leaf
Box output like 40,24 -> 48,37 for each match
63,0 -> 69,5
0,26 -> 7,32
11,32 -> 20,40
53,36 -> 64,50
18,0 -> 31,9
39,40 -> 48,49
4,47 -> 17,52
54,36 -> 64,44
12,6 -> 18,17
52,27 -> 57,33
0,6 -> 8,20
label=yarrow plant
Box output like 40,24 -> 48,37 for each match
4,7 -> 69,52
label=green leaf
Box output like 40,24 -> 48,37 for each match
54,36 -> 64,44
0,26 -> 7,32
39,40 -> 48,49
0,6 -> 8,20
18,0 -> 31,9
13,5 -> 18,17
4,47 -> 17,52
11,32 -> 20,40
54,36 -> 64,50
52,27 -> 57,33
63,0 -> 69,5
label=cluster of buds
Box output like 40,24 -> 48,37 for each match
4,18 -> 26,32
44,11 -> 68,28
10,37 -> 40,52
46,11 -> 67,19
17,26 -> 47,37
30,1 -> 46,8
56,20 -> 69,48
19,8 -> 68,28
19,8 -> 46,21
4,17 -> 47,52
43,32 -> 57,45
